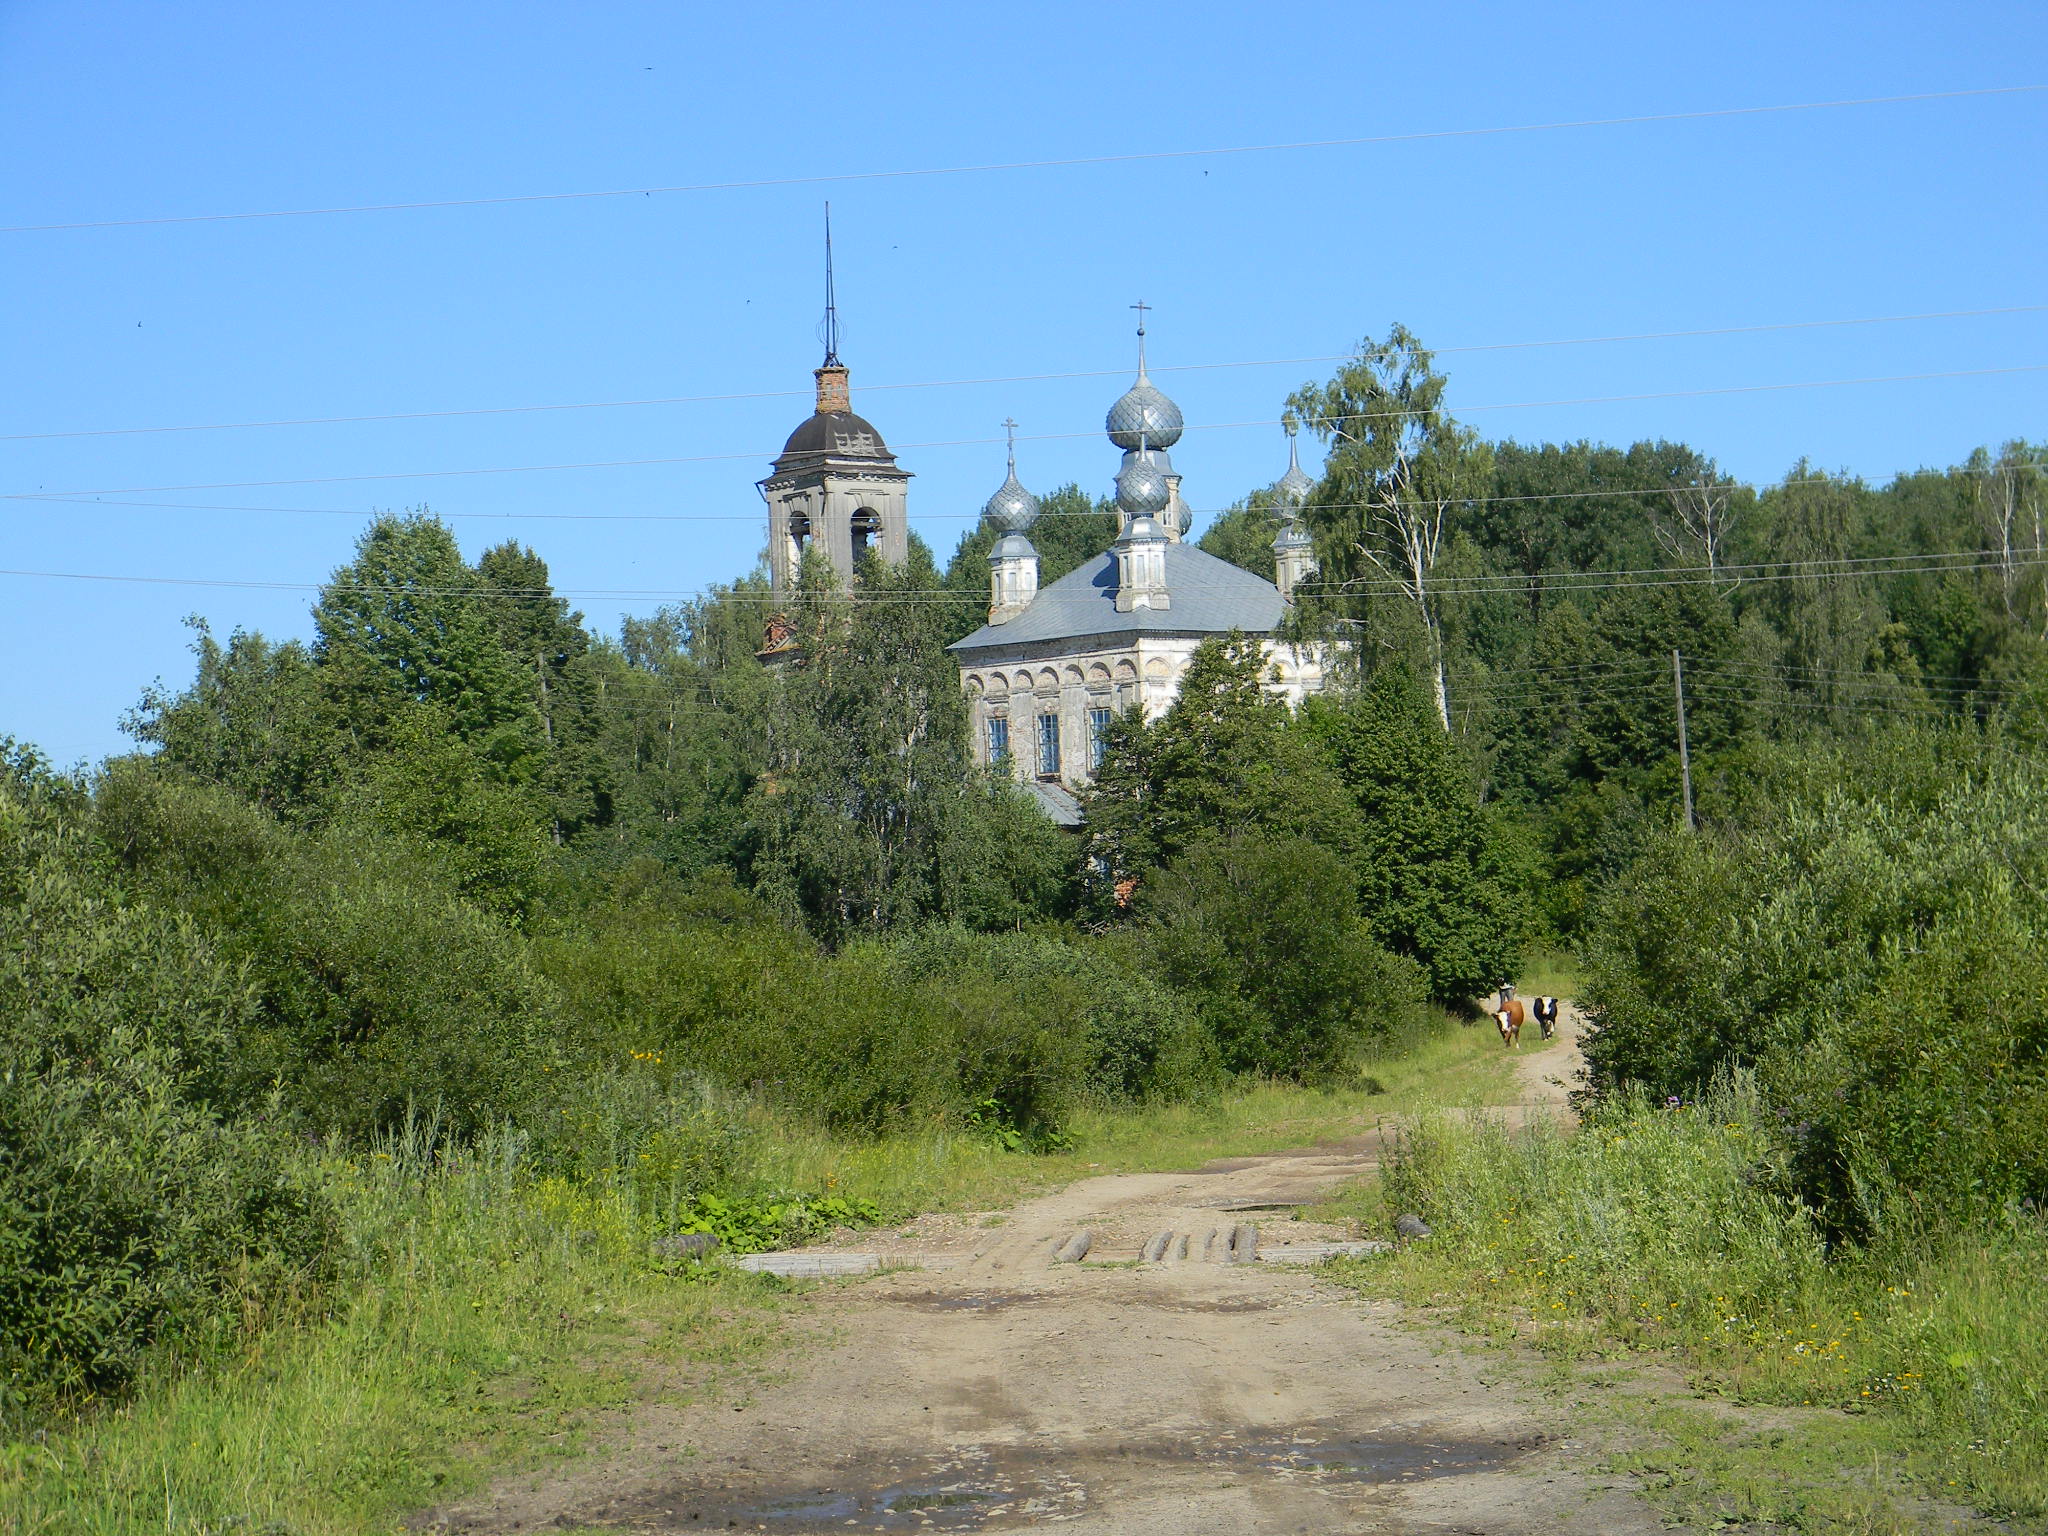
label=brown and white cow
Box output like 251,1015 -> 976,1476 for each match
1493,998 -> 1525,1048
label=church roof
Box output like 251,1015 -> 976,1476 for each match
948,541 -> 1289,653
1019,779 -> 1084,827
771,409 -> 900,471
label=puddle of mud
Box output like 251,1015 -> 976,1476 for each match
614,1449 -> 1085,1531
606,1425 -> 1535,1531
1128,1294 -> 1281,1314
1169,1427 -> 1542,1482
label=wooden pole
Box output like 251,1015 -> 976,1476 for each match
1673,647 -> 1695,831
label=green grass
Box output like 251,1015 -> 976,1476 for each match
1514,943 -> 1584,1000
0,1139 -> 795,1536
1323,1079 -> 2048,1528
758,1009 -> 1516,1216
1,1013 -> 1512,1534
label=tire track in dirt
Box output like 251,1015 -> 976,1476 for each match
431,1010 -> 1657,1534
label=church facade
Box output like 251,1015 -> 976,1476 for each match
759,320 -> 1327,811
946,328 -> 1326,804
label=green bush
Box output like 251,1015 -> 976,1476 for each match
1581,728 -> 2048,1236
884,926 -> 1218,1103
536,896 -> 1135,1139
95,762 -> 566,1138
0,753 -> 331,1423
1141,833 -> 1428,1081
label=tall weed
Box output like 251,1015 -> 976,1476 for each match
1360,1080 -> 2048,1517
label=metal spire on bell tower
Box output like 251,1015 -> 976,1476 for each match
1003,416 -> 1019,477
1130,299 -> 1151,378
820,202 -> 842,367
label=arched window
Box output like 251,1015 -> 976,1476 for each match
786,509 -> 811,576
850,506 -> 882,559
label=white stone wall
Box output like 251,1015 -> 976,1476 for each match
959,634 -> 1327,791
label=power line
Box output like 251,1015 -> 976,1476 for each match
10,304 -> 2040,445
8,87 -> 2038,236
15,457 -> 2044,528
1306,548 -> 2048,599
11,363 -> 2045,503
9,546 -> 2048,607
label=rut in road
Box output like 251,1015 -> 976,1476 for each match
433,1009 -> 1659,1535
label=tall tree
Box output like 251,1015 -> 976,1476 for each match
751,540 -> 1059,944
1967,440 -> 2048,633
1288,326 -> 1493,729
1196,489 -> 1282,581
476,542 -> 610,842
1083,633 -> 1355,897
1649,461 -> 1746,582
942,484 -> 1119,641
125,619 -> 333,816
1752,464 -> 1886,713
1303,669 -> 1524,1000
311,514 -> 537,769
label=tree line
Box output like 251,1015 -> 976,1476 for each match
4,321 -> 2041,1425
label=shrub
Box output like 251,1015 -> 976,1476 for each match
0,754 -> 331,1423
95,762 -> 566,1138
1581,728 -> 2048,1236
1140,833 -> 1427,1081
884,926 -> 1218,1103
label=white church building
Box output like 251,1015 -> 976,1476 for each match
759,316 -> 1327,819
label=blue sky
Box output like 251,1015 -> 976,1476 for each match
2,1 -> 2043,766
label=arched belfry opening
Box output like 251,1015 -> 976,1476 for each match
850,506 -> 882,561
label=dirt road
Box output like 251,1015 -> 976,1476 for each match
438,1015 -> 1654,1534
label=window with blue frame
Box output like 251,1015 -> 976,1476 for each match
1037,712 -> 1061,778
987,716 -> 1009,765
1088,706 -> 1112,770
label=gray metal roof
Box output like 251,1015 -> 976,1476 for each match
949,542 -> 1289,653
1019,779 -> 1084,827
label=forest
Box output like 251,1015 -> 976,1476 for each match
3,327 -> 2044,1523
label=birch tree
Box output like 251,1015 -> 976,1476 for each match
1287,326 -> 1490,731
1651,464 -> 1744,582
1969,440 -> 2048,632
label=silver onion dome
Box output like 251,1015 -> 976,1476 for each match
982,418 -> 1041,532
1106,375 -> 1184,451
1274,424 -> 1314,511
983,470 -> 1040,533
1115,449 -> 1172,517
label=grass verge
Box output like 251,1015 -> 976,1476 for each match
1323,1077 -> 2047,1529
757,1008 -> 1516,1216
0,1138 -> 795,1536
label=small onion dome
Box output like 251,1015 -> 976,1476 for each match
1105,372 -> 1184,451
1274,426 -> 1314,510
982,469 -> 1040,533
989,531 -> 1038,562
1115,450 -> 1172,518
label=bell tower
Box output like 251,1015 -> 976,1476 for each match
757,208 -> 911,598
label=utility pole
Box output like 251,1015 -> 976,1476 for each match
1672,647 -> 1695,831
